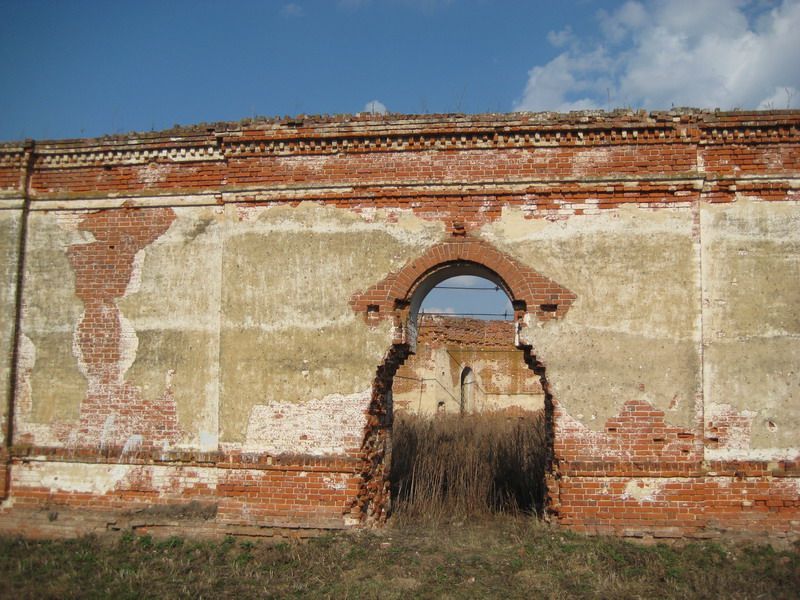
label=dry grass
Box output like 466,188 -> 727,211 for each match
390,411 -> 547,522
2,413 -> 797,597
0,518 -> 798,599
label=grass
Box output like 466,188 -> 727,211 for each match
2,415 -> 796,597
390,411 -> 548,521
0,518 -> 798,599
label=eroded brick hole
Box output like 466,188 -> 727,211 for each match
351,342 -> 411,523
352,272 -> 555,524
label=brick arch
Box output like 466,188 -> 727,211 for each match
350,237 -> 576,327
351,236 -> 570,522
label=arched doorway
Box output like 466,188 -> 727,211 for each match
350,238 -> 575,524
460,367 -> 475,415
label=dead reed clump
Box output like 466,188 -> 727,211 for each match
389,410 -> 547,522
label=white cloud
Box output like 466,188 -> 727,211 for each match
546,26 -> 575,48
421,306 -> 456,314
444,276 -> 487,287
363,100 -> 388,114
758,85 -> 799,109
516,0 -> 800,111
597,1 -> 648,43
281,3 -> 304,18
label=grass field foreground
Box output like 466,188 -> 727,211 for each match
0,517 -> 798,599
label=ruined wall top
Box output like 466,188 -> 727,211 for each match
2,109 -> 798,158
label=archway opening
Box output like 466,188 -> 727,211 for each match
419,275 -> 513,321
383,269 -> 552,523
460,367 -> 474,414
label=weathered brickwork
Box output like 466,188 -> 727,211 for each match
350,237 -> 576,324
394,316 -> 544,415
0,109 -> 797,541
4,454 -> 360,538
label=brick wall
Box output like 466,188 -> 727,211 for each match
0,109 -> 797,541
393,316 -> 544,415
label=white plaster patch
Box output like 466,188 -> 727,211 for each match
555,409 -> 614,457
621,478 -> 663,503
121,434 -> 143,456
54,212 -> 86,232
323,474 -> 349,491
12,334 -> 69,447
100,414 -> 116,450
232,202 -> 442,247
116,310 -> 139,380
242,389 -> 371,455
706,402 -> 757,450
485,204 -> 693,244
16,333 -> 35,398
31,462 -> 131,494
762,148 -> 784,170
54,212 -> 96,244
275,155 -> 331,175
199,430 -> 218,451
696,151 -> 705,174
570,147 -> 612,177
72,309 -> 90,386
124,249 -> 146,297
14,462 -> 224,498
358,207 -> 378,222
136,162 -> 169,186
705,447 -> 800,461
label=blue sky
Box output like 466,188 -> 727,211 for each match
420,276 -> 514,319
2,0 -> 798,316
1,0 -> 798,142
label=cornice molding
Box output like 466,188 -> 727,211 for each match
1,110 -> 796,170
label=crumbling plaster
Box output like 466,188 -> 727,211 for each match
17,213 -> 86,431
117,206 -> 223,450
482,205 -> 701,429
702,198 -> 800,455
13,196 -> 797,458
0,109 -> 797,540
13,201 -> 444,451
0,211 -> 22,446
218,202 -> 442,444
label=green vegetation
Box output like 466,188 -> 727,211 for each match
0,518 -> 797,599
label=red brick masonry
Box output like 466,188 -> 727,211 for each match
0,109 -> 797,540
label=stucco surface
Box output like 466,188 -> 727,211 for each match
12,201 -> 446,449
482,206 -> 701,429
0,211 -> 22,444
18,213 -> 86,431
218,202 -> 441,443
118,207 -> 223,449
702,199 -> 800,454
